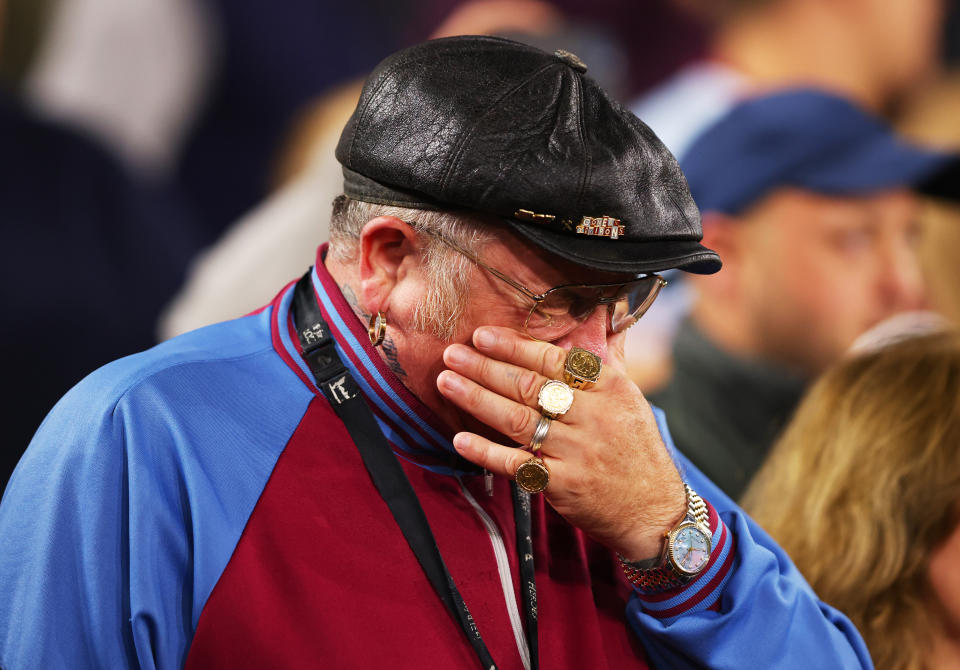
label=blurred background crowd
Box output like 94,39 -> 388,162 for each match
3,1 -> 960,667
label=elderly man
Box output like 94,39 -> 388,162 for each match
0,37 -> 869,669
651,88 -> 960,500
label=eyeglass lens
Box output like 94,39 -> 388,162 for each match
524,276 -> 665,338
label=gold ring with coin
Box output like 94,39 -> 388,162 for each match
538,379 -> 574,419
529,414 -> 552,452
564,347 -> 602,390
515,456 -> 549,493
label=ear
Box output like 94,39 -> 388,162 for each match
358,216 -> 422,315
693,211 -> 747,300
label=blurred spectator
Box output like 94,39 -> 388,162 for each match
25,0 -> 216,175
635,0 -> 946,157
897,69 -> 960,327
171,0 -> 436,248
24,0 -> 422,246
159,0 -> 633,338
0,0 -> 200,492
624,0 -> 948,387
742,330 -> 960,670
23,0 -> 705,251
159,79 -> 363,338
650,88 -> 960,499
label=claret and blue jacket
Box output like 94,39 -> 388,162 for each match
0,248 -> 872,669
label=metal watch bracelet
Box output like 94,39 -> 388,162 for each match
618,484 -> 710,592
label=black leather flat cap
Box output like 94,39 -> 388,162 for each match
336,35 -> 721,275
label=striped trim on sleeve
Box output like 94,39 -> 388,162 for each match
631,499 -> 735,620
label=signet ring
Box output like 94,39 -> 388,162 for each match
538,379 -> 574,419
515,457 -> 549,493
563,347 -> 602,390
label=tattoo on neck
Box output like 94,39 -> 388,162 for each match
338,280 -> 404,378
340,283 -> 370,321
381,335 -> 407,379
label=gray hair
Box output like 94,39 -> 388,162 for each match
329,195 -> 493,341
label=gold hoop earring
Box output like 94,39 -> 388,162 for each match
368,311 -> 387,347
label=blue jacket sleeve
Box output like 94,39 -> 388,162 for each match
0,327 -> 308,670
0,364 -> 194,670
625,407 -> 873,669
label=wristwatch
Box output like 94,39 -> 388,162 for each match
618,484 -> 712,592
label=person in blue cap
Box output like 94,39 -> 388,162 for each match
651,87 -> 960,500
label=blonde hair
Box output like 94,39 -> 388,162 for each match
328,195 -> 493,341
742,331 -> 960,670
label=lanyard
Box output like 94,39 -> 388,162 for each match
291,271 -> 538,670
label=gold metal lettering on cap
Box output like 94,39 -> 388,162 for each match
576,216 -> 625,240
514,209 -> 556,224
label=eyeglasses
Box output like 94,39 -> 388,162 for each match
422,229 -> 667,340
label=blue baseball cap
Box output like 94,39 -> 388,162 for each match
680,88 -> 960,215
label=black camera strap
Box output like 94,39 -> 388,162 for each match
290,272 -> 538,670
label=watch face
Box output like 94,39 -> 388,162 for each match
670,525 -> 711,575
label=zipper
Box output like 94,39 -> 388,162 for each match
458,478 -> 531,670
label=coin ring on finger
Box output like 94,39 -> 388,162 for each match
538,379 -> 574,419
529,415 -> 552,452
515,457 -> 549,493
564,347 -> 602,390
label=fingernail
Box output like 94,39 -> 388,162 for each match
474,328 -> 495,349
452,433 -> 471,452
445,344 -> 469,365
437,370 -> 464,392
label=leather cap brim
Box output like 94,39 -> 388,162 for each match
344,166 -> 722,275
503,217 -> 722,276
